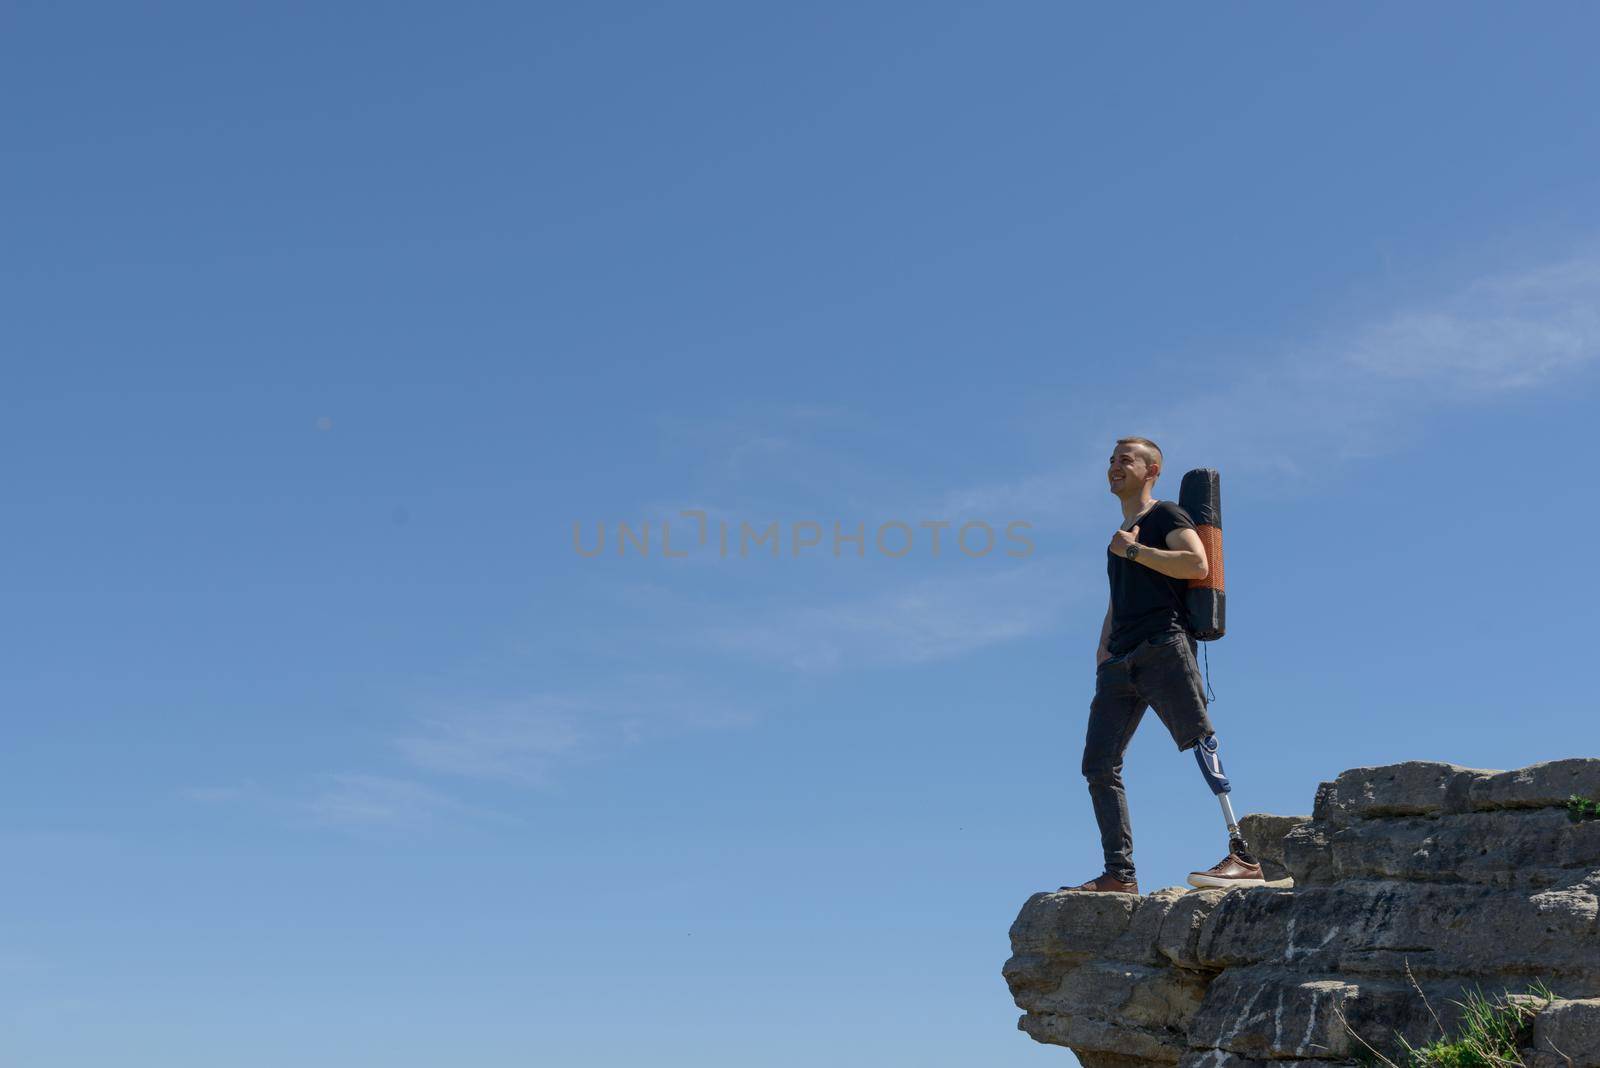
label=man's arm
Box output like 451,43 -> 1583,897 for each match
1109,524 -> 1209,580
1096,596 -> 1113,666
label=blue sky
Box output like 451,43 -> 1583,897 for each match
4,4 -> 1599,1065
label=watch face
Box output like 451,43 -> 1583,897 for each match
1126,544 -> 1139,559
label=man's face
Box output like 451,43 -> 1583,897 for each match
1107,445 -> 1156,499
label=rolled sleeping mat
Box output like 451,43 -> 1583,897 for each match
1178,468 -> 1225,641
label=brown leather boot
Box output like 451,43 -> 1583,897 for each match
1059,872 -> 1139,894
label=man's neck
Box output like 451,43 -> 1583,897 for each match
1120,493 -> 1157,525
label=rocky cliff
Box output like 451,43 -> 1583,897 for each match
1003,759 -> 1600,1066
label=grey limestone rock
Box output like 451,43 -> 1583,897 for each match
1470,758 -> 1600,814
1004,755 -> 1600,1065
1312,761 -> 1497,827
1529,996 -> 1600,1067
1237,812 -> 1309,882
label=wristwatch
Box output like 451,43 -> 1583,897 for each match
1125,543 -> 1141,561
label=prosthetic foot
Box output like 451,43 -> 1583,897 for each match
1186,848 -> 1265,890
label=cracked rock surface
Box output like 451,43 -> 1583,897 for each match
1003,758 -> 1600,1066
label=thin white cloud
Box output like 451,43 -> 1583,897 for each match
932,468 -> 1094,528
183,675 -> 756,834
182,784 -> 258,804
1146,254 -> 1600,476
298,774 -> 513,834
1346,258 -> 1600,391
393,700 -> 583,783
0,996 -> 89,1030
391,679 -> 757,783
693,561 -> 1079,671
934,253 -> 1600,504
183,773 -> 510,836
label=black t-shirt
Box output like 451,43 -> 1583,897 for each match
1106,500 -> 1196,655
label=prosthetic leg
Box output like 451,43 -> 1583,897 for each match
1193,732 -> 1255,861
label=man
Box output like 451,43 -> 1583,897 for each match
1062,437 -> 1265,895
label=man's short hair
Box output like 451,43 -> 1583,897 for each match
1115,436 -> 1164,474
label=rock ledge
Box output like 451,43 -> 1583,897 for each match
1003,758 -> 1600,1066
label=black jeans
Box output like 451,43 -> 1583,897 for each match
1082,631 -> 1215,882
